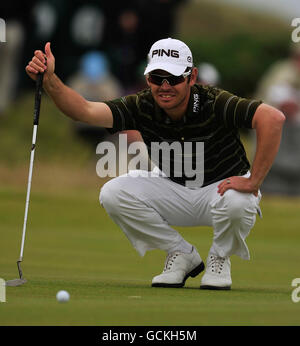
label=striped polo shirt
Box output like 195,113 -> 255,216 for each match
104,84 -> 261,187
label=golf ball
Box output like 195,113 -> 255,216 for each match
56,290 -> 70,303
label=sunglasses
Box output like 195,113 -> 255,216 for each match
147,70 -> 192,86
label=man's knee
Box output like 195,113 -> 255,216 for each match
100,178 -> 125,214
220,190 -> 256,220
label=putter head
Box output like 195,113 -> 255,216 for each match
5,260 -> 27,286
6,278 -> 27,287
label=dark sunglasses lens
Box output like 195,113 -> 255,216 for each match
148,74 -> 163,85
168,76 -> 185,86
149,74 -> 185,86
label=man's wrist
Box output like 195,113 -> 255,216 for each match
43,74 -> 59,93
248,176 -> 261,191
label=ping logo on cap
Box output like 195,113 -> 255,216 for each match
144,38 -> 193,76
152,49 -> 179,58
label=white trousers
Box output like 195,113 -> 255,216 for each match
99,168 -> 261,260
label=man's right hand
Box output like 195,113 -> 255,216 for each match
25,42 -> 55,83
25,41 -> 113,128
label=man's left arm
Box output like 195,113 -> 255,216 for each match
218,103 -> 285,196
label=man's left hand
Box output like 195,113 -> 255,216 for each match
217,176 -> 258,196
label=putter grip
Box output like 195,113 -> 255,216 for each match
33,73 -> 44,125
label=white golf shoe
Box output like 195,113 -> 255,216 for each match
200,254 -> 232,290
152,247 -> 205,288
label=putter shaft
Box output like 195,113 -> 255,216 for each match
9,73 -> 44,287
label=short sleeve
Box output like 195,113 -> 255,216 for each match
213,90 -> 262,129
104,95 -> 138,134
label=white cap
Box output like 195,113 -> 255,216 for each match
144,38 -> 193,76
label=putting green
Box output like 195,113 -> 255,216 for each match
0,178 -> 300,326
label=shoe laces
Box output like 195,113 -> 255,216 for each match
208,255 -> 226,275
163,252 -> 180,272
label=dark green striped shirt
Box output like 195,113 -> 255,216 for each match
104,84 -> 261,187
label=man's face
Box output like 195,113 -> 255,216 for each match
146,68 -> 198,114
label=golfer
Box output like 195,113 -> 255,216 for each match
26,38 -> 285,290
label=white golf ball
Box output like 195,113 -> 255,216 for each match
56,290 -> 70,303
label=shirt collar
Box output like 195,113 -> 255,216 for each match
153,85 -> 199,124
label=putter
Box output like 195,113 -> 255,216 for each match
6,73 -> 44,287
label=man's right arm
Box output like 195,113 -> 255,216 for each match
25,42 -> 113,128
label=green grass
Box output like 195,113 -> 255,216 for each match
0,174 -> 300,326
0,92 -> 93,166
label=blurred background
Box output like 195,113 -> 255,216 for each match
0,0 -> 299,195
